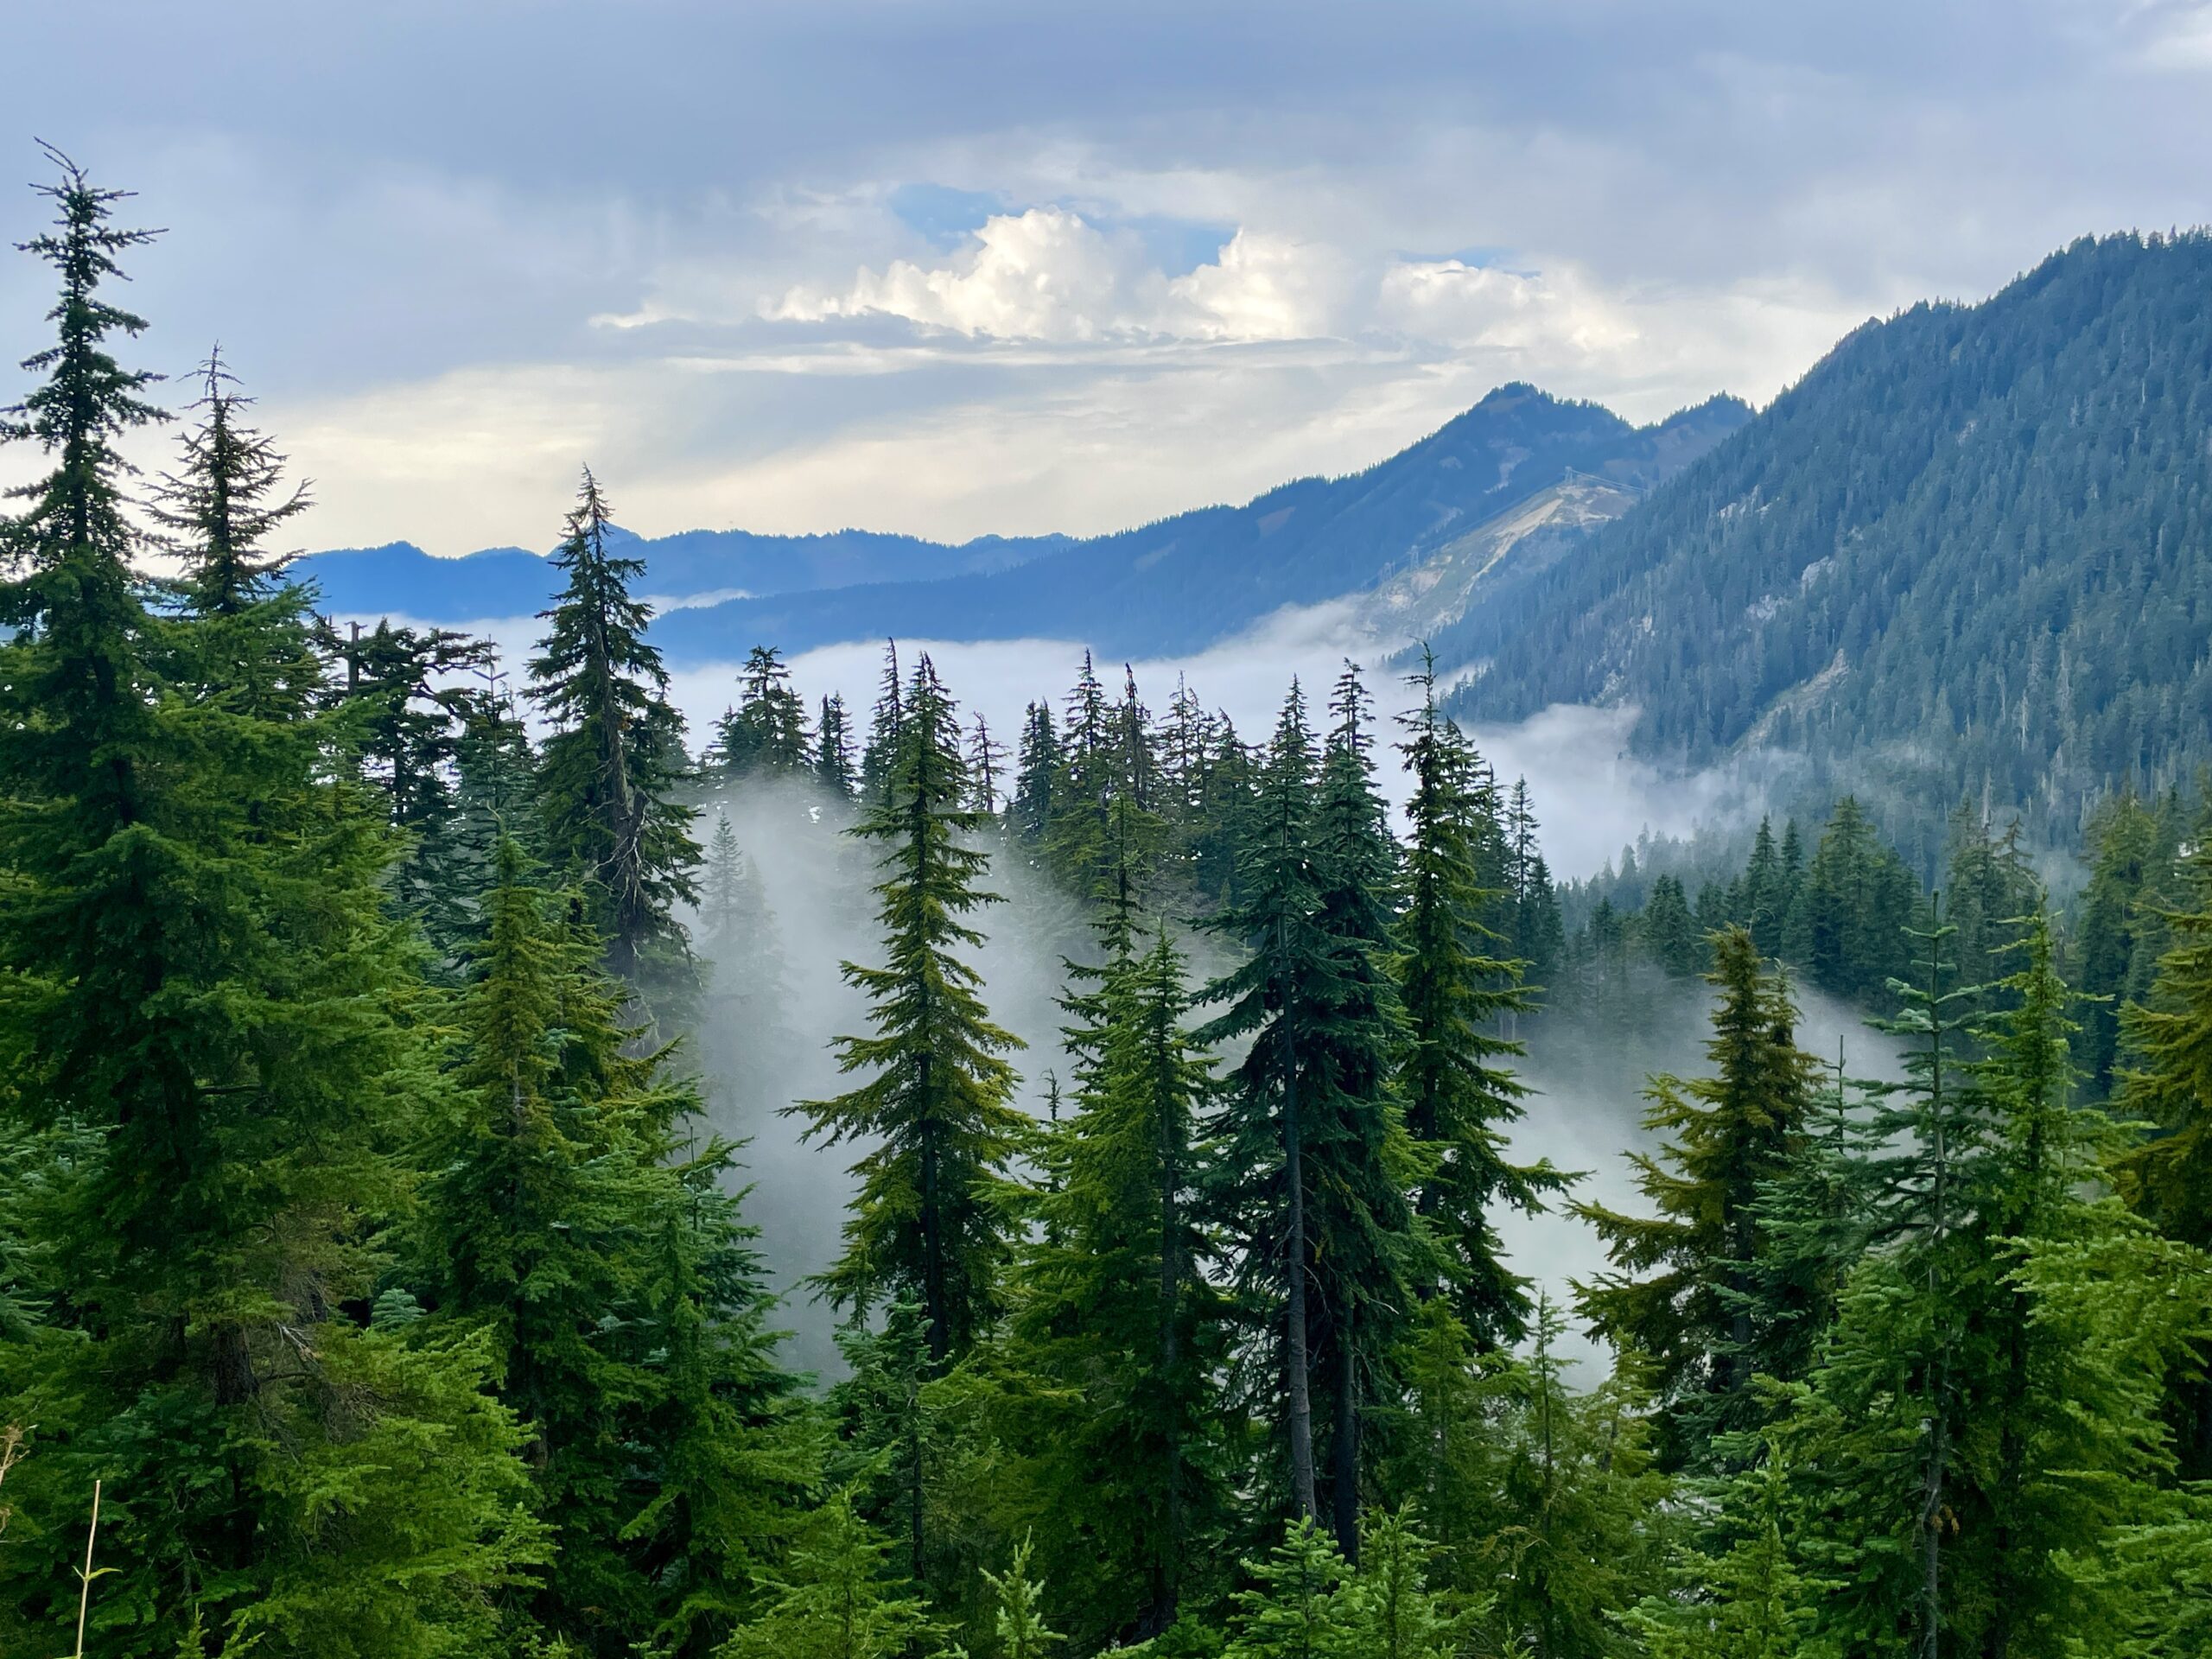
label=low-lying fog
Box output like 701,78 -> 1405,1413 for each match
660,607 -> 1896,1380
362,599 -> 1893,1378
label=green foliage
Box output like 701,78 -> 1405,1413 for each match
1011,925 -> 1224,1642
1222,1519 -> 1363,1659
982,1533 -> 1065,1659
792,653 -> 1031,1362
713,646 -> 812,778
0,150 -> 545,1657
528,467 -> 702,1015
1576,930 -> 1816,1462
718,1487 -> 943,1659
413,836 -> 813,1655
1395,652 -> 1564,1344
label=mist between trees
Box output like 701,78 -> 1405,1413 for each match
7,150 -> 2212,1659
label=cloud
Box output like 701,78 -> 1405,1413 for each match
11,1 -> 2212,556
766,208 -> 1334,344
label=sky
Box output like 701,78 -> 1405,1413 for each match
5,1 -> 2212,556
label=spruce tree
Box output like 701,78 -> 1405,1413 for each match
1201,683 -> 1327,1523
859,639 -> 903,804
1487,1296 -> 1674,1659
814,690 -> 857,798
0,152 -> 541,1656
317,613 -> 493,949
714,645 -> 811,778
982,1534 -> 1065,1659
1780,895 -> 1980,1657
1224,1519 -> 1363,1659
151,350 -> 316,721
1575,928 -> 1815,1463
1306,662 -> 1421,1556
792,653 -> 1031,1363
2115,830 -> 2212,1253
1393,653 -> 1560,1344
415,836 -> 808,1655
528,466 -> 702,1014
1641,876 -> 1703,977
1630,1446 -> 1821,1659
1014,925 -> 1222,1640
1803,795 -> 1917,1002
718,1486 -> 943,1659
1011,699 -> 1060,851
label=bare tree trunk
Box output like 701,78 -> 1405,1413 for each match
1281,965 -> 1317,1522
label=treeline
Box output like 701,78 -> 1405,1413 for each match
1552,801 -> 2038,1014
4,155 -> 2212,1659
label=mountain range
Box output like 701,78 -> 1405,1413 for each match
298,388 -> 1751,660
301,229 -> 2212,847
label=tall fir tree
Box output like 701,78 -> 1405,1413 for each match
1202,683 -> 1328,1525
814,690 -> 858,798
413,836 -> 810,1656
1014,925 -> 1223,1642
1393,652 -> 1561,1345
792,653 -> 1031,1363
0,152 -> 541,1656
1574,929 -> 1816,1464
528,467 -> 702,1016
713,645 -> 811,778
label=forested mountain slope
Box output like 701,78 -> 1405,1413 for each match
1434,232 -> 2212,841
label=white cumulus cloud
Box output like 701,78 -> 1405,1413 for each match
768,209 -> 1338,344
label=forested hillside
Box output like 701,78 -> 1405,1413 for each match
8,156 -> 2212,1659
1436,232 -> 2212,847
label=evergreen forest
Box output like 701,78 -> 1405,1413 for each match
4,155 -> 2212,1659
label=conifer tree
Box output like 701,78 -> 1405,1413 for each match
1015,926 -> 1222,1640
815,691 -> 858,798
1394,653 -> 1560,1344
2075,791 -> 2178,1094
1487,1296 -> 1674,1659
0,152 -> 541,1655
859,640 -> 903,803
1630,1446 -> 1821,1659
1224,1519 -> 1363,1659
715,645 -> 811,777
415,835 -> 808,1655
1739,1040 -> 1871,1389
1641,875 -> 1703,977
1011,699 -> 1060,850
1779,895 -> 1980,1657
719,1487 -> 943,1659
1355,1505 -> 1478,1659
317,613 -> 493,942
1306,662 -> 1421,1555
1044,651 -> 1116,891
699,809 -> 794,1122
151,350 -> 316,721
793,653 -> 1030,1363
1575,929 -> 1815,1462
828,1295 -> 936,1584
982,1534 -> 1065,1659
2116,830 -> 2212,1253
1804,797 -> 1917,1002
528,467 -> 702,1012
1202,683 -> 1327,1523
1191,712 -> 1257,908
